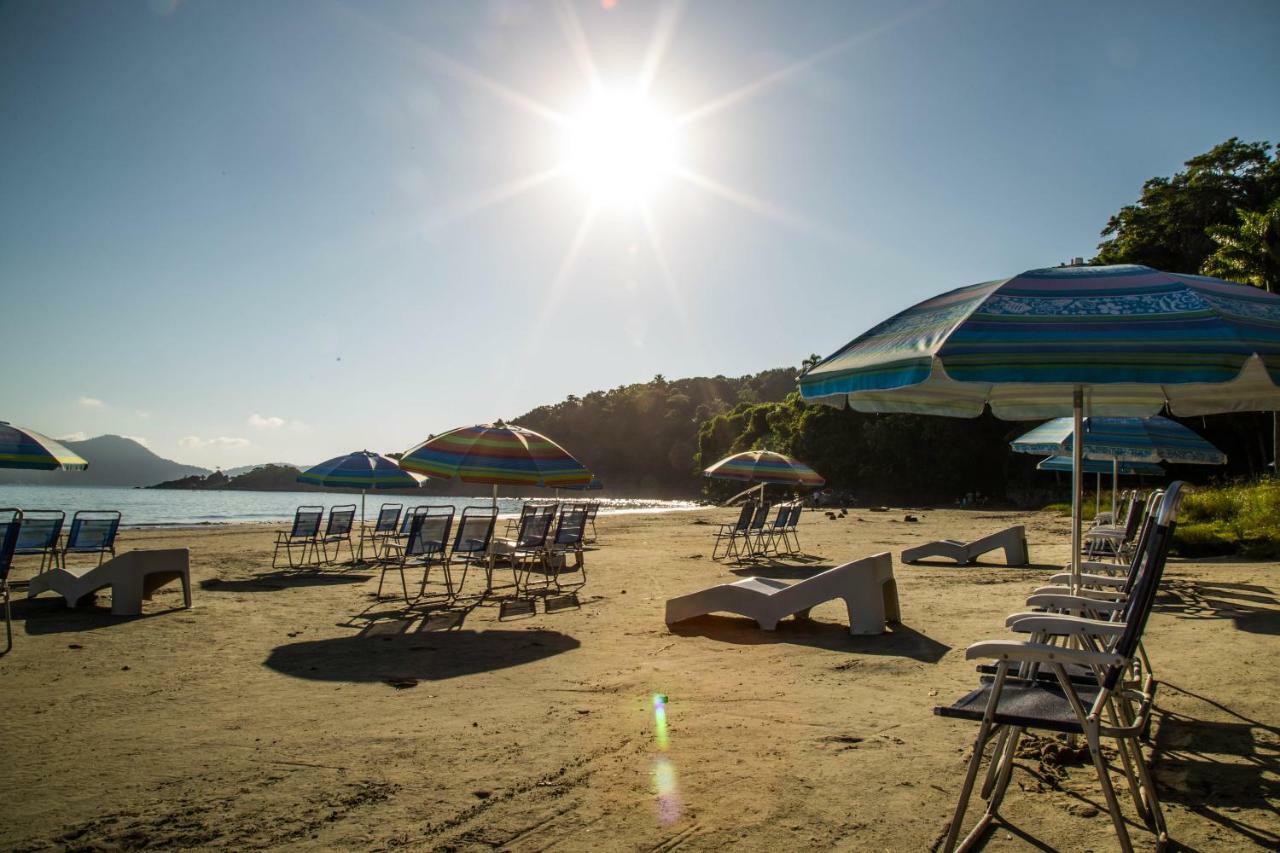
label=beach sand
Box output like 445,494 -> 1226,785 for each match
1,507 -> 1277,851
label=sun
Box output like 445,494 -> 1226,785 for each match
562,91 -> 678,203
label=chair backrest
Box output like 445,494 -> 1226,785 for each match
407,507 -> 454,558
770,504 -> 789,529
1121,491 -> 1148,541
453,507 -> 497,555
1117,490 -> 1165,599
518,504 -> 558,548
399,505 -> 428,535
731,503 -> 754,531
0,508 -> 21,582
1103,483 -> 1186,691
586,502 -> 600,521
554,505 -> 588,546
66,511 -> 121,551
374,504 -> 403,534
15,510 -> 65,551
325,505 -> 356,536
290,506 -> 324,538
785,503 -> 803,527
749,502 -> 771,531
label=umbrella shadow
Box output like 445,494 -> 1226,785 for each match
10,593 -> 187,636
1155,578 -> 1280,635
264,626 -> 580,683
668,616 -> 949,663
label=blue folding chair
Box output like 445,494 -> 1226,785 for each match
62,510 -> 121,568
14,509 -> 65,572
1,508 -> 21,654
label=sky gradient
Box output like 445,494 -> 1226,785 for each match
3,0 -> 1278,468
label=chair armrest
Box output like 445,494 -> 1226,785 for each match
1007,614 -> 1126,637
965,639 -> 1124,668
1047,572 -> 1128,588
1031,586 -> 1126,601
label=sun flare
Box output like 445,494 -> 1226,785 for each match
562,91 -> 678,203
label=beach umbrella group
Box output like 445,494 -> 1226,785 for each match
798,263 -> 1280,585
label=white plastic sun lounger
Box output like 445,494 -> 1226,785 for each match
664,552 -> 899,635
901,525 -> 1028,567
27,549 -> 192,616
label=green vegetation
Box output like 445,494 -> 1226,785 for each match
1173,479 -> 1280,558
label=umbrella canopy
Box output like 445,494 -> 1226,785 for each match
0,422 -> 88,471
703,450 -> 825,487
297,451 -> 423,490
799,264 -> 1280,419
562,475 -> 604,491
398,423 -> 593,487
1012,416 -> 1226,465
1037,456 -> 1165,476
798,264 -> 1280,585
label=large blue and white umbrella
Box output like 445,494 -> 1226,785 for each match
0,422 -> 88,471
798,264 -> 1280,584
1037,455 -> 1165,516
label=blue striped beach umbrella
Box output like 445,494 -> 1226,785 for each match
0,422 -> 88,471
299,450 -> 423,559
798,264 -> 1280,583
1036,456 -> 1165,476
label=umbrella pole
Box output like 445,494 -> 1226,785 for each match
1095,472 -> 1100,517
358,489 -> 366,563
487,483 -> 498,593
1071,387 -> 1084,590
1111,458 -> 1118,520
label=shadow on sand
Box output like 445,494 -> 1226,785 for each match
10,593 -> 187,636
264,626 -> 580,683
200,570 -> 373,593
1155,578 -> 1280,635
668,615 -> 949,663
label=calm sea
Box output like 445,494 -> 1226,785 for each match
0,484 -> 699,528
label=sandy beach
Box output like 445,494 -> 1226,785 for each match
2,507 -> 1277,851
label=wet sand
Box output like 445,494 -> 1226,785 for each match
2,507 -> 1277,851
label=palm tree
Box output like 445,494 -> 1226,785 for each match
1203,198 -> 1280,470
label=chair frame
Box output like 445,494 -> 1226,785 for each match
272,505 -> 325,569
14,509 -> 65,573
451,507 -> 498,597
547,504 -> 589,593
711,504 -> 755,561
1,508 -> 22,655
377,506 -> 456,603
510,504 -> 559,595
362,503 -> 403,561
61,510 -> 121,569
317,504 -> 357,565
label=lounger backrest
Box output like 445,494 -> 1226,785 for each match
785,504 -> 802,527
453,508 -> 497,555
749,503 -> 770,531
1121,492 -> 1148,541
375,504 -> 402,534
407,508 -> 454,557
15,511 -> 64,552
291,506 -> 324,538
554,506 -> 588,546
1118,490 -> 1164,599
1103,483 -> 1185,691
0,508 -> 20,581
325,505 -> 356,536
66,511 -> 121,551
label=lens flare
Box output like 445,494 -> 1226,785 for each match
651,693 -> 681,824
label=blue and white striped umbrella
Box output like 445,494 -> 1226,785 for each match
1037,456 -> 1165,476
1012,416 -> 1225,465
0,422 -> 88,471
298,451 -> 424,490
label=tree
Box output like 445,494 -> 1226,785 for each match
1202,198 -> 1280,293
1095,138 -> 1279,274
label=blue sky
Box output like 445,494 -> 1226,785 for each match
2,0 -> 1278,468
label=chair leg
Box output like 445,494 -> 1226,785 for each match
1,581 -> 11,655
1086,726 -> 1136,853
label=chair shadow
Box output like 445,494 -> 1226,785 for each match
668,616 -> 949,663
201,570 -> 373,593
902,560 -> 1059,571
1149,683 -> 1280,849
1154,579 -> 1280,635
11,594 -> 185,636
263,627 -> 580,683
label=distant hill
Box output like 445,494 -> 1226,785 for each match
150,464 -> 314,491
223,462 -> 306,477
0,435 -> 210,487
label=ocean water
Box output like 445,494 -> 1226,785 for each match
0,484 -> 699,528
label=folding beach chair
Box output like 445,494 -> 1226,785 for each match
757,503 -> 792,557
584,501 -> 600,544
1084,491 -> 1150,562
451,506 -> 498,596
377,506 -> 455,603
362,503 -> 402,561
743,502 -> 773,559
0,509 -> 21,654
61,510 -> 121,569
711,504 -> 754,561
780,503 -> 804,555
272,505 -> 324,569
14,509 -> 65,573
934,483 -> 1185,853
317,504 -> 356,565
548,504 -> 589,592
510,503 -> 558,595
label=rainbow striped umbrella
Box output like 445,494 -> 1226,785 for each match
0,422 -> 88,471
798,264 -> 1280,584
704,450 -> 825,487
398,423 -> 593,488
